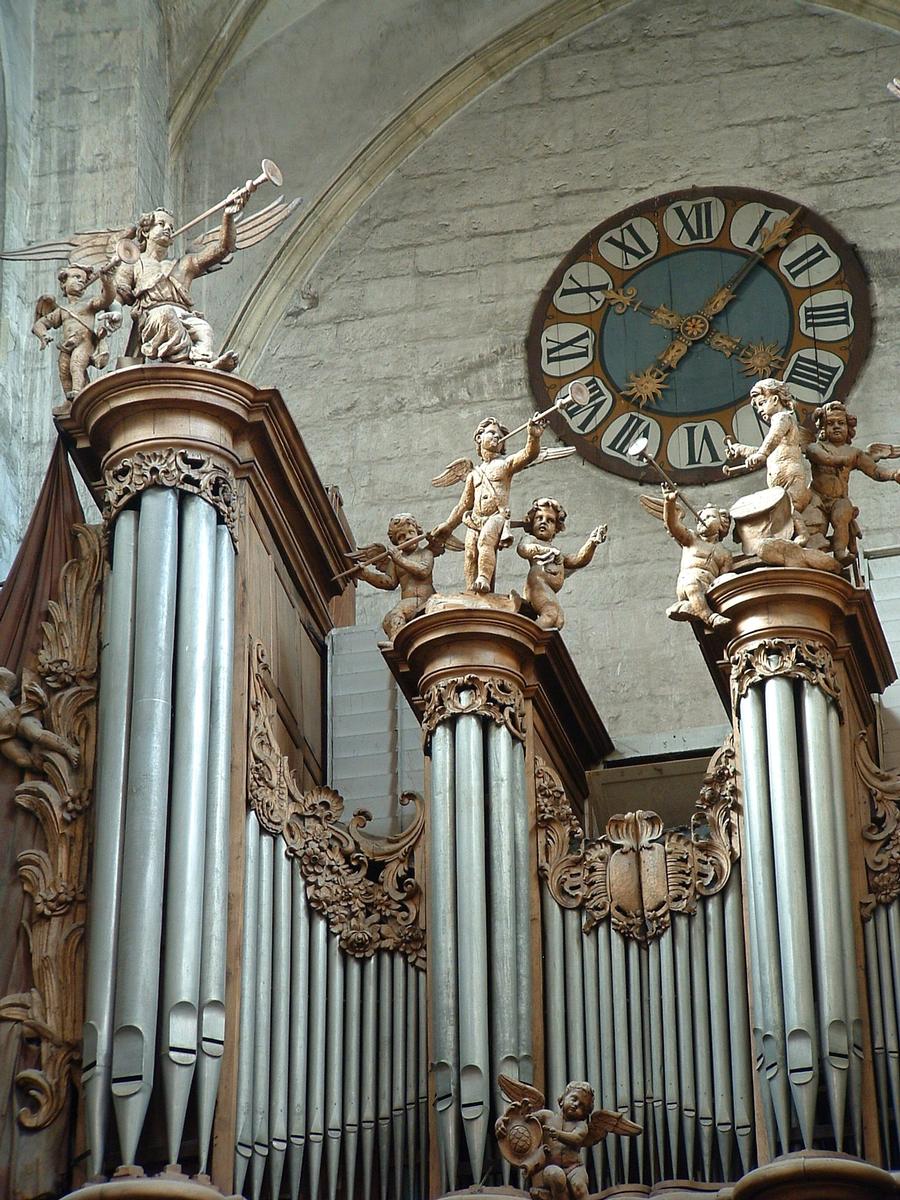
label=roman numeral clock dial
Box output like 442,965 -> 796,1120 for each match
527,187 -> 871,484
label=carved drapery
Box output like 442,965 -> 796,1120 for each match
102,447 -> 239,542
248,639 -> 425,965
858,731 -> 900,917
730,637 -> 842,718
421,672 -> 526,743
0,524 -> 104,1129
536,739 -> 740,944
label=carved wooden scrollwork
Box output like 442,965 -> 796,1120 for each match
536,738 -> 740,944
730,637 -> 842,718
248,639 -> 425,965
857,731 -> 900,918
421,673 -> 526,743
102,447 -> 239,542
0,524 -> 105,1129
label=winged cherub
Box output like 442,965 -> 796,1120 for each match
343,513 -> 460,640
804,400 -> 900,565
640,485 -> 733,630
496,1074 -> 639,1200
32,261 -> 121,400
516,498 -> 607,630
430,414 -> 572,594
724,377 -> 812,544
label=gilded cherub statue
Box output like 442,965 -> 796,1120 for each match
516,498 -> 607,630
804,400 -> 900,565
2,158 -> 299,377
341,513 -> 461,640
639,485 -> 733,630
724,378 -> 812,543
495,1075 -> 639,1200
430,413 -> 572,594
32,262 -> 121,400
0,668 -> 79,771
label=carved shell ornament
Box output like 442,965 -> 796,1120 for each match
421,672 -> 527,742
730,637 -> 841,717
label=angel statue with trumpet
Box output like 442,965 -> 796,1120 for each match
2,158 -> 300,390
495,1074 -> 640,1200
428,382 -> 584,594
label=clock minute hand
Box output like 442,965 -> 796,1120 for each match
698,206 -> 803,319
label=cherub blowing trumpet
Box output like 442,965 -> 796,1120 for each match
495,1074 -> 640,1200
516,498 -> 607,630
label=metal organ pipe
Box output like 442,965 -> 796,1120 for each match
360,954 -> 378,1200
250,832 -> 275,1199
235,812 -> 261,1191
343,956 -> 362,1200
269,841 -> 292,1200
82,509 -> 138,1177
325,931 -> 346,1200
289,861 -> 311,1200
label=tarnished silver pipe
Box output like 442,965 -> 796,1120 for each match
235,812 -> 261,1193
723,869 -> 754,1177
325,933 -> 345,1200
705,892 -> 734,1180
672,914 -> 696,1179
269,841 -> 292,1200
542,884 -> 567,1104
418,970 -> 428,1200
800,681 -> 849,1146
377,950 -> 392,1200
582,929 -> 604,1191
647,939 -> 665,1180
454,704 -> 491,1182
161,493 -> 217,1165
659,927 -> 679,1176
596,921 -> 617,1185
111,486 -> 179,1165
764,676 -> 818,1147
827,701 -> 863,1153
360,954 -> 378,1200
638,945 -> 653,1183
391,953 -> 406,1199
864,915 -> 891,1157
565,908 -> 587,1083
307,911 -> 330,1200
429,720 -> 459,1191
610,928 -> 632,1181
627,938 -> 645,1176
875,905 -> 900,1148
289,863 -> 311,1200
739,685 -> 791,1152
196,525 -> 236,1175
343,956 -> 362,1200
690,910 -> 714,1180
82,509 -> 138,1178
486,720 -> 519,1149
405,961 -> 417,1200
250,833 -> 275,1200
513,745 -> 533,1083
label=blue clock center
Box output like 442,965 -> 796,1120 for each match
599,248 -> 794,417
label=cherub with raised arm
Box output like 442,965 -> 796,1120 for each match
496,1075 -> 639,1200
32,262 -> 121,400
639,485 -> 733,630
516,498 -> 607,631
804,400 -> 900,565
0,669 -> 79,771
431,413 -> 573,594
724,377 -> 812,543
344,513 -> 444,640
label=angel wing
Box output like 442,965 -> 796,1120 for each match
34,295 -> 56,321
1,226 -> 136,268
432,458 -> 474,488
867,442 -> 900,462
529,446 -> 576,468
344,542 -> 389,566
194,195 -> 302,255
428,531 -> 465,553
497,1073 -> 545,1113
585,1108 -> 642,1146
638,492 -> 684,524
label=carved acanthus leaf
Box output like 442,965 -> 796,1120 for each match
422,673 -> 526,743
730,638 -> 842,718
102,447 -> 239,542
248,639 -> 425,965
537,738 -> 740,944
857,731 -> 900,917
0,523 -> 104,1129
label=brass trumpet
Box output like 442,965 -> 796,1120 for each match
173,158 -> 284,238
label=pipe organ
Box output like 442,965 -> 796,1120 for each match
0,362 -> 894,1199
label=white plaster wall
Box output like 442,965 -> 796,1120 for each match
248,0 -> 900,746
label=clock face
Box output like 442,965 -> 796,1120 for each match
527,186 -> 871,484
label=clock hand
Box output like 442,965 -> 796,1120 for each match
696,207 -> 802,320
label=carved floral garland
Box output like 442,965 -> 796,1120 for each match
730,637 -> 842,718
102,447 -> 239,542
0,524 -> 105,1129
858,731 -> 900,917
536,739 -> 740,944
248,639 -> 425,965
421,673 -> 526,743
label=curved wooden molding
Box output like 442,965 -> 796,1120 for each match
857,730 -> 900,917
